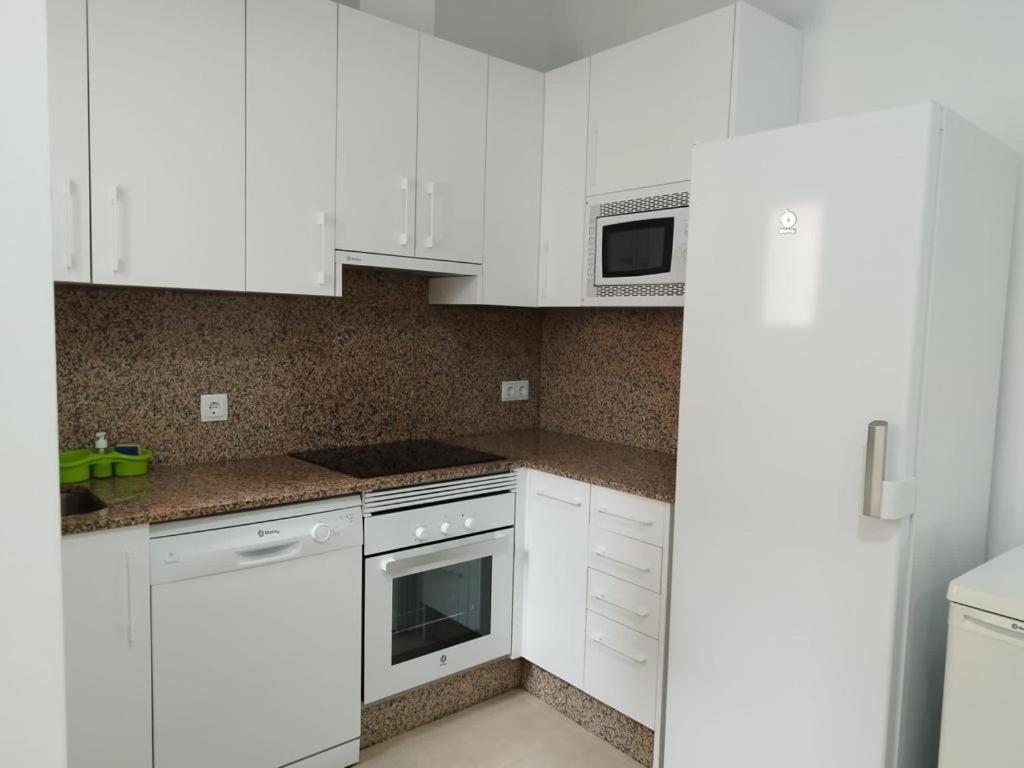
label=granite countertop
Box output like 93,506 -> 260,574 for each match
62,429 -> 676,535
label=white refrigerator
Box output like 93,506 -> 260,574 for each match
663,104 -> 1018,768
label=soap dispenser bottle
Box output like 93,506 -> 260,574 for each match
94,431 -> 109,454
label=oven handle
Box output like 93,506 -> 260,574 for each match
377,529 -> 512,575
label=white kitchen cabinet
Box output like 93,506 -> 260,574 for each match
62,525 -> 152,768
47,0 -> 90,283
415,34 -> 488,266
336,6 -> 419,260
246,0 -> 337,296
88,0 -> 245,291
521,471 -> 591,688
586,2 -> 801,196
429,57 -> 544,306
538,58 -> 590,307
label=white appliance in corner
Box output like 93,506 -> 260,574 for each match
150,498 -> 363,768
663,104 -> 1019,768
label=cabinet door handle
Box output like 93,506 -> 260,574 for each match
399,176 -> 410,246
594,547 -> 650,573
596,505 -> 653,527
108,185 -> 121,273
60,177 -> 75,270
592,632 -> 646,664
424,181 -> 435,248
315,211 -> 327,285
863,420 -> 888,518
536,489 -> 582,507
123,550 -> 134,649
593,591 -> 650,618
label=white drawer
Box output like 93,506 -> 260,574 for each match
588,527 -> 663,593
587,569 -> 661,639
584,611 -> 659,728
590,486 -> 669,547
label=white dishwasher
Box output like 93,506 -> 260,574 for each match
150,497 -> 362,768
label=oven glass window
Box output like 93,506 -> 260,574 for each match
391,556 -> 493,665
601,216 -> 674,277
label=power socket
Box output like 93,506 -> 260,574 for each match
200,393 -> 229,422
501,380 -> 529,402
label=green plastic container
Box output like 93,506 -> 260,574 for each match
112,446 -> 152,477
59,449 -> 94,484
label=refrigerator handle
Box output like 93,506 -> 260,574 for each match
863,420 -> 916,521
863,420 -> 888,518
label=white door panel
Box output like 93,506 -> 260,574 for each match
415,34 -> 487,265
246,0 -> 337,296
88,0 -> 245,291
666,106 -> 941,767
336,7 -> 419,258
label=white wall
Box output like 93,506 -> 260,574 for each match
0,1 -> 68,766
356,0 -> 435,33
793,0 -> 1024,556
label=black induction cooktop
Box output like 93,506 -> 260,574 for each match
290,439 -> 505,478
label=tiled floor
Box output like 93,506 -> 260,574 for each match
358,690 -> 643,768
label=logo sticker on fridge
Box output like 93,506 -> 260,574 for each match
779,209 -> 798,234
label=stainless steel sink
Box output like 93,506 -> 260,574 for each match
60,486 -> 108,517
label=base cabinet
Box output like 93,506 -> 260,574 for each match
62,525 -> 152,768
521,469 -> 671,731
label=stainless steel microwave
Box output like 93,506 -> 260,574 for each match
584,183 -> 689,304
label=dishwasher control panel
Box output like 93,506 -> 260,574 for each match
150,501 -> 362,585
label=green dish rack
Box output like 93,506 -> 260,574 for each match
59,446 -> 152,483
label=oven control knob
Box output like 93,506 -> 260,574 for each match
464,517 -> 476,531
414,525 -> 429,541
439,521 -> 452,536
311,523 -> 332,543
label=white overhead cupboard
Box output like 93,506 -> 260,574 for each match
87,0 -> 246,292
245,0 -> 338,296
46,1 -> 800,305
46,0 -> 91,284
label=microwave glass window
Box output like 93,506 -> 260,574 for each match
391,556 -> 493,665
601,216 -> 675,277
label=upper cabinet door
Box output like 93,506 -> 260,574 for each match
336,7 -> 419,259
88,0 -> 245,291
587,6 -> 734,195
47,0 -> 90,283
416,35 -> 488,265
481,58 -> 544,306
246,0 -> 338,296
538,58 -> 590,307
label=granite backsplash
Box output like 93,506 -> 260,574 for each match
55,270 -> 683,463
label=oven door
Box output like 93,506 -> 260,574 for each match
595,207 -> 688,286
364,528 -> 514,703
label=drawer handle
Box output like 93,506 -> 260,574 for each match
593,591 -> 649,618
537,489 -> 583,507
594,547 -> 650,573
596,505 -> 653,526
592,632 -> 646,664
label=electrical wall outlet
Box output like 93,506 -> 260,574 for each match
501,380 -> 529,402
200,393 -> 229,422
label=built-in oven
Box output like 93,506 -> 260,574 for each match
362,474 -> 516,703
585,182 -> 689,303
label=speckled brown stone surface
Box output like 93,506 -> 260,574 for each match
540,308 -> 683,453
55,269 -> 540,465
454,429 -> 675,502
522,661 -> 654,767
60,429 -> 674,534
361,658 -> 523,749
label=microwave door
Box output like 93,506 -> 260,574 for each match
595,209 -> 687,286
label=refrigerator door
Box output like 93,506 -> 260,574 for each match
664,105 -> 941,768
